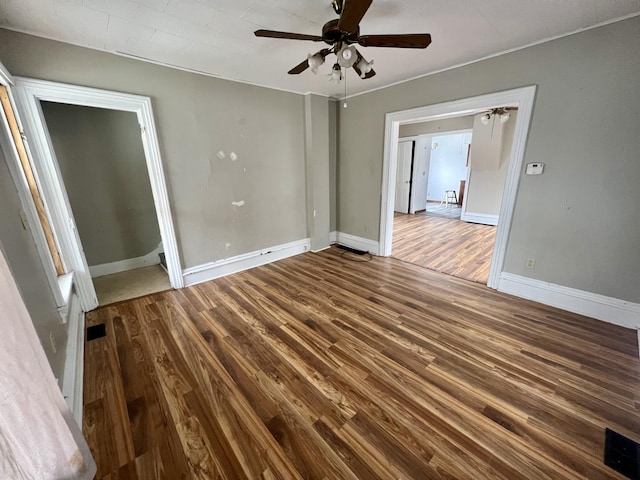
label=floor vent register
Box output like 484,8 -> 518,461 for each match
86,323 -> 107,342
605,428 -> 640,479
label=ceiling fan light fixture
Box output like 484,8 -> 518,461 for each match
355,57 -> 374,78
255,0 -> 430,80
328,63 -> 342,83
307,52 -> 325,74
337,45 -> 357,68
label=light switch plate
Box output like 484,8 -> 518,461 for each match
526,163 -> 544,175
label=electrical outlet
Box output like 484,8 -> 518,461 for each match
49,331 -> 57,354
526,258 -> 536,269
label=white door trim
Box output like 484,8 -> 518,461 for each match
0,71 -> 68,308
379,86 -> 537,289
13,77 -> 183,310
0,60 -> 14,86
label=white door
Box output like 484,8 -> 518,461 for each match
394,141 -> 413,214
409,136 -> 432,214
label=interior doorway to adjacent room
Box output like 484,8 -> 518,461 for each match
381,87 -> 536,287
12,78 -> 183,311
40,102 -> 171,306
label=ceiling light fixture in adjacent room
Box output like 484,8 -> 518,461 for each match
480,108 -> 512,125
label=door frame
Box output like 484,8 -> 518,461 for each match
0,67 -> 69,308
379,86 -> 536,289
408,135 -> 431,214
13,77 -> 183,310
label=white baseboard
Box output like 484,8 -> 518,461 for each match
182,238 -> 310,287
333,232 -> 380,255
89,243 -> 163,278
61,291 -> 85,429
498,272 -> 640,330
329,231 -> 338,243
461,212 -> 499,226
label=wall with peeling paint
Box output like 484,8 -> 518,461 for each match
0,29 -> 307,270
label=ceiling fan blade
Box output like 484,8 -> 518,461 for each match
338,0 -> 372,34
358,33 -> 432,48
352,50 -> 376,79
254,29 -> 324,42
288,59 -> 310,75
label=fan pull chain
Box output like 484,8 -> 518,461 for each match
343,68 -> 348,108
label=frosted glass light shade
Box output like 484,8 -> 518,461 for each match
307,52 -> 325,74
328,64 -> 342,83
337,45 -> 357,68
355,57 -> 373,78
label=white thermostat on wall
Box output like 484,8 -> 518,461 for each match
526,163 -> 544,175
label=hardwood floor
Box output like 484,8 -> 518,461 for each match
425,202 -> 462,220
84,247 -> 639,479
392,212 -> 496,283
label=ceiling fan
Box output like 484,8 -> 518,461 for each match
254,0 -> 432,80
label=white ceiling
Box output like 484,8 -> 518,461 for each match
1,0 -> 639,97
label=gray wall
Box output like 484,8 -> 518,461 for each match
0,140 -> 67,380
40,102 -> 161,267
399,115 -> 474,137
304,94 -> 330,251
337,16 -> 640,303
0,29 -> 307,269
329,100 -> 338,232
465,111 -> 517,216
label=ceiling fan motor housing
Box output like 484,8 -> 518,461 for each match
322,19 -> 359,45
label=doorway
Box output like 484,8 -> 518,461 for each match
424,130 -> 471,221
40,102 -> 171,305
380,86 -> 537,289
13,78 -> 183,311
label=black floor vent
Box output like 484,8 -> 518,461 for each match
159,252 -> 167,269
604,428 -> 640,479
86,323 -> 106,342
336,244 -> 368,255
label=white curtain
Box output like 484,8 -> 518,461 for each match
0,246 -> 96,479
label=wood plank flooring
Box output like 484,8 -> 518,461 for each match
392,212 -> 496,283
425,202 -> 462,220
84,247 -> 640,479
